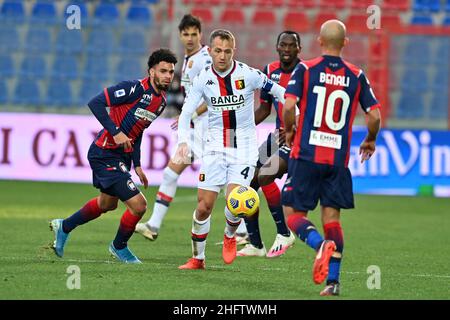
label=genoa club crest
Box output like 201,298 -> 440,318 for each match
235,79 -> 245,90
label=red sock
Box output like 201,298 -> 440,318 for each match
62,197 -> 104,233
261,182 -> 281,208
113,209 -> 142,249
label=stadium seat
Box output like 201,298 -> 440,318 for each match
318,0 -> 346,9
413,0 -> 441,13
349,0 -> 375,9
191,8 -> 214,24
429,93 -> 449,119
31,1 -> 58,25
45,80 -> 74,107
0,1 -> 25,24
0,26 -> 20,53
400,68 -> 429,91
55,29 -> 83,54
0,80 -> 8,104
443,15 -> 450,26
346,13 -> 371,32
86,28 -> 116,55
286,0 -> 316,8
118,30 -> 149,55
93,2 -> 120,26
126,4 -> 152,26
446,0 -> 450,11
12,78 -> 42,106
24,27 -> 53,54
382,0 -> 410,11
253,0 -> 284,7
251,10 -> 277,26
224,0 -> 252,6
114,57 -> 145,82
64,1 -> 88,28
404,36 -> 431,64
20,55 -> 47,79
0,54 -> 15,78
79,80 -> 105,106
283,11 -> 310,32
397,91 -> 425,119
381,14 -> 403,31
82,56 -> 111,81
220,8 -> 245,24
411,14 -> 434,25
313,13 -> 338,30
50,56 -> 79,80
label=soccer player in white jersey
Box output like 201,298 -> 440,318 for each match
174,29 -> 287,269
135,14 -> 212,240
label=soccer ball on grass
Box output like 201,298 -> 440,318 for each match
226,186 -> 260,218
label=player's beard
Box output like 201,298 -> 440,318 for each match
154,76 -> 170,91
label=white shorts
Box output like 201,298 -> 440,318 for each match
198,150 -> 256,193
171,115 -> 207,161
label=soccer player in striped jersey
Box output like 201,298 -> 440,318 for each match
135,14 -> 213,241
282,20 -> 381,295
174,29 -> 286,269
50,49 -> 177,263
238,31 -> 301,258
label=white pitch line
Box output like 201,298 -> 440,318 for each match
1,256 -> 449,279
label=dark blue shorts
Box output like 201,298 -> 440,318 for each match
281,158 -> 354,211
87,143 -> 140,202
257,133 -> 291,168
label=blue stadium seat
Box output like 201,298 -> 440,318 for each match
411,15 -> 434,25
446,0 -> 450,12
79,80 -> 105,106
0,54 -> 15,78
118,30 -> 148,55
0,80 -> 8,104
55,29 -> 83,54
429,93 -> 449,119
413,0 -> 441,12
397,91 -> 425,119
12,78 -> 42,106
50,56 -> 79,80
400,68 -> 429,91
20,55 -> 47,79
443,15 -> 450,26
24,28 -> 52,54
404,36 -> 431,64
114,57 -> 145,82
436,40 -> 450,65
126,5 -> 152,26
0,26 -> 20,53
31,1 -> 58,25
93,2 -> 120,26
0,1 -> 25,24
82,56 -> 111,81
45,79 -> 74,107
86,28 -> 116,55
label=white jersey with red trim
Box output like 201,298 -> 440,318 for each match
178,60 -> 286,161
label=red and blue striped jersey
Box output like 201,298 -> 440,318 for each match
88,77 -> 166,165
260,60 -> 300,129
285,55 -> 380,167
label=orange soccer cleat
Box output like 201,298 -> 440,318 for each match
222,235 -> 237,264
313,240 -> 336,284
178,258 -> 205,270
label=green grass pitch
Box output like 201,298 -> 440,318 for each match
0,180 -> 449,300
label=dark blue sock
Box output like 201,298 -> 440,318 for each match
244,209 -> 264,249
62,198 -> 103,233
269,205 -> 290,236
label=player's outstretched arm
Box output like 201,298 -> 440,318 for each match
254,101 -> 272,125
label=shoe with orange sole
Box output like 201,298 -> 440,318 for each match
178,258 -> 205,270
313,240 -> 336,284
222,235 -> 237,264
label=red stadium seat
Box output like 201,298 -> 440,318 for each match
318,0 -> 346,9
283,11 -> 310,32
382,0 -> 410,11
313,12 -> 338,29
349,0 -> 375,9
382,14 -> 404,31
286,0 -> 316,9
191,8 -> 214,24
224,0 -> 253,6
346,12 -> 370,32
220,8 -> 245,24
254,0 -> 284,7
251,9 -> 277,25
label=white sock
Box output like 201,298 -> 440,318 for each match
236,219 -> 247,235
224,207 -> 241,238
191,211 -> 211,260
147,167 -> 180,230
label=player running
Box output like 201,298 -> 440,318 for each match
50,49 -> 177,263
238,31 -> 301,258
135,14 -> 213,241
282,20 -> 381,295
174,29 -> 287,270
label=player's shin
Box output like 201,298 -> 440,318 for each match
191,211 -> 211,260
113,209 -> 142,250
261,182 -> 290,236
324,222 -> 344,284
62,197 -> 106,233
224,207 -> 241,238
243,209 -> 264,249
287,213 -> 324,251
147,167 -> 179,230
